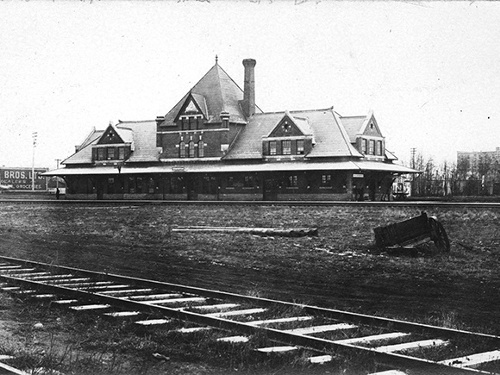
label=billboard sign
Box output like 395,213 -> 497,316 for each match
0,168 -> 48,191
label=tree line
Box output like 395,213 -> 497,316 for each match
405,152 -> 500,197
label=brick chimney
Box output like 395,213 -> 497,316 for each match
242,58 -> 256,118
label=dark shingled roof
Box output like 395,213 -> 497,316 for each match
62,121 -> 160,165
225,108 -> 363,160
159,63 -> 262,126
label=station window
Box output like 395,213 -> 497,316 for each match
107,148 -> 115,160
376,140 -> 382,156
269,141 -> 277,156
282,140 -> 292,155
369,140 -> 375,155
118,147 -> 125,160
287,175 -> 298,187
97,148 -> 105,160
201,176 -> 217,194
321,174 -> 332,186
189,141 -> 196,158
170,176 -> 185,194
361,139 -> 367,154
227,176 -> 234,188
198,141 -> 204,158
179,141 -> 186,158
297,140 -> 304,155
244,175 -> 256,188
107,177 -> 115,194
127,177 -> 135,193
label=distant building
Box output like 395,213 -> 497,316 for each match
457,148 -> 500,195
0,167 -> 48,191
45,58 -> 416,201
457,148 -> 500,177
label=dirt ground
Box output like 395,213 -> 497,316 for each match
0,203 -> 499,373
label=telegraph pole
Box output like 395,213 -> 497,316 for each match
410,147 -> 416,196
32,132 -> 38,191
55,159 -> 61,188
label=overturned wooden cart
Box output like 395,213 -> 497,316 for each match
374,212 -> 450,252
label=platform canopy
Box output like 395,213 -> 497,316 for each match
42,161 -> 417,176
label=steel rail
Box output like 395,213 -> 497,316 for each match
1,255 -> 499,375
1,199 -> 500,209
1,255 -> 499,344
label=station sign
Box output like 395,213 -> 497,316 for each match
0,168 -> 48,191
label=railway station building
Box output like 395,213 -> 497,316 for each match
45,58 -> 415,201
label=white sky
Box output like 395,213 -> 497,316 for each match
1,0 -> 499,170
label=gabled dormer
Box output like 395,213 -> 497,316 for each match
356,112 -> 385,159
262,112 -> 314,159
173,93 -> 208,131
92,123 -> 133,163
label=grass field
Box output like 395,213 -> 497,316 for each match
0,203 -> 499,374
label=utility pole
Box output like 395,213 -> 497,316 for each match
32,132 -> 38,191
55,159 -> 61,188
410,147 -> 416,196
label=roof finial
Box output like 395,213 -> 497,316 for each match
215,55 -> 218,65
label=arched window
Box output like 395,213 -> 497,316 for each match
179,141 -> 186,158
189,141 -> 196,158
198,141 -> 204,158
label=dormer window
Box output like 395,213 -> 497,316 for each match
269,141 -> 277,156
282,140 -> 291,155
361,139 -> 367,154
97,148 -> 105,160
297,140 -> 304,155
107,148 -> 115,160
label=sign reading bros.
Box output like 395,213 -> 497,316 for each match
0,168 -> 48,191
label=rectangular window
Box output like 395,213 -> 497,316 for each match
227,176 -> 234,188
244,175 -> 255,188
287,175 -> 298,187
118,147 -> 125,160
361,139 -> 367,154
369,140 -> 375,155
107,147 -> 115,160
201,176 -> 217,194
269,141 -> 277,156
282,140 -> 291,155
170,176 -> 184,194
128,177 -> 135,194
321,174 -> 332,186
297,140 -> 304,155
136,177 -> 144,194
97,148 -> 105,160
376,140 -> 383,156
107,178 -> 115,194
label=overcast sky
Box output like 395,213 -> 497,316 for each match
1,0 -> 499,170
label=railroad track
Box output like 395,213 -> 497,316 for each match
1,198 -> 500,209
1,255 -> 499,375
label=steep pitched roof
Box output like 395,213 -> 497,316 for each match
63,129 -> 104,165
159,63 -> 262,126
62,121 -> 160,165
117,121 -> 160,162
225,108 -> 362,160
339,115 -> 366,143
